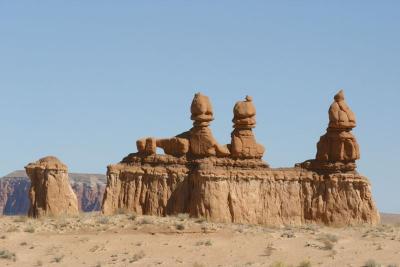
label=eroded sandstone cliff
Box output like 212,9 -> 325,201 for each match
101,91 -> 380,226
102,155 -> 378,226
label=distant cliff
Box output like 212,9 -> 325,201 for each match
0,170 -> 106,215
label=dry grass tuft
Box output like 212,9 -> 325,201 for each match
297,260 -> 312,267
363,259 -> 381,267
129,251 -> 145,263
13,216 -> 27,223
177,213 -> 189,221
52,255 -> 64,263
0,249 -> 16,261
317,233 -> 338,250
269,262 -> 287,267
24,226 -> 35,233
96,216 -> 110,225
263,242 -> 275,256
139,217 -> 153,225
175,223 -> 185,230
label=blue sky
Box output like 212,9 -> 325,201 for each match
0,1 -> 399,213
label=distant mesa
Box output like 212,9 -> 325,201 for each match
101,91 -> 379,226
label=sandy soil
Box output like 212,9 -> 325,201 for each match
0,213 -> 399,267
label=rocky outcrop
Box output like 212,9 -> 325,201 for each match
229,96 -> 265,159
102,155 -> 189,216
102,155 -> 378,226
300,90 -> 361,173
25,156 -> 79,217
0,171 -> 106,215
102,92 -> 380,226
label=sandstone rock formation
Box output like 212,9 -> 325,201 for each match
229,96 -> 265,159
136,93 -> 229,158
102,92 -> 379,226
0,171 -> 106,215
25,156 -> 79,217
300,90 -> 361,172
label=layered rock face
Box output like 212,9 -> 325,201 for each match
102,92 -> 379,226
25,156 -> 79,217
0,173 -> 30,215
0,171 -> 106,215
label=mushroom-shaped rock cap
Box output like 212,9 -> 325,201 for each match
25,156 -> 68,171
328,89 -> 357,129
233,95 -> 256,119
190,92 -> 214,122
334,89 -> 345,102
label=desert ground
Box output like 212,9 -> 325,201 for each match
0,213 -> 399,267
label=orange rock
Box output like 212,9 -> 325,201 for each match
156,137 -> 189,157
136,92 -> 229,158
230,96 -> 265,159
300,90 -> 360,172
329,90 -> 357,129
25,156 -> 79,218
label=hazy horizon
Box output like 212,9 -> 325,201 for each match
0,1 -> 399,213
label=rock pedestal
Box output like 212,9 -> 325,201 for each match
102,92 -> 379,226
25,156 -> 79,218
300,90 -> 361,173
229,96 -> 265,159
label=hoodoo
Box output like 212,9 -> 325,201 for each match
25,156 -> 79,218
101,91 -> 379,226
300,90 -> 360,172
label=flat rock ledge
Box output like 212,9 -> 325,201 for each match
101,154 -> 379,226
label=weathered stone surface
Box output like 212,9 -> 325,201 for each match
101,155 -> 379,226
101,154 -> 190,215
25,156 -> 79,217
329,89 -> 357,130
102,92 -> 379,226
136,93 -> 230,158
301,90 -> 360,172
229,96 -> 265,159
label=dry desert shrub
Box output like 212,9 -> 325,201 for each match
24,225 -> 35,233
363,259 -> 381,267
317,233 -> 338,250
6,225 -> 18,232
175,223 -> 185,230
129,250 -> 145,263
52,255 -> 64,263
127,213 -> 137,221
177,213 -> 189,221
195,240 -> 212,246
0,249 -> 16,261
297,260 -> 312,267
194,217 -> 206,223
139,217 -> 153,225
96,216 -> 110,225
263,242 -> 275,256
13,216 -> 27,223
269,262 -> 288,267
